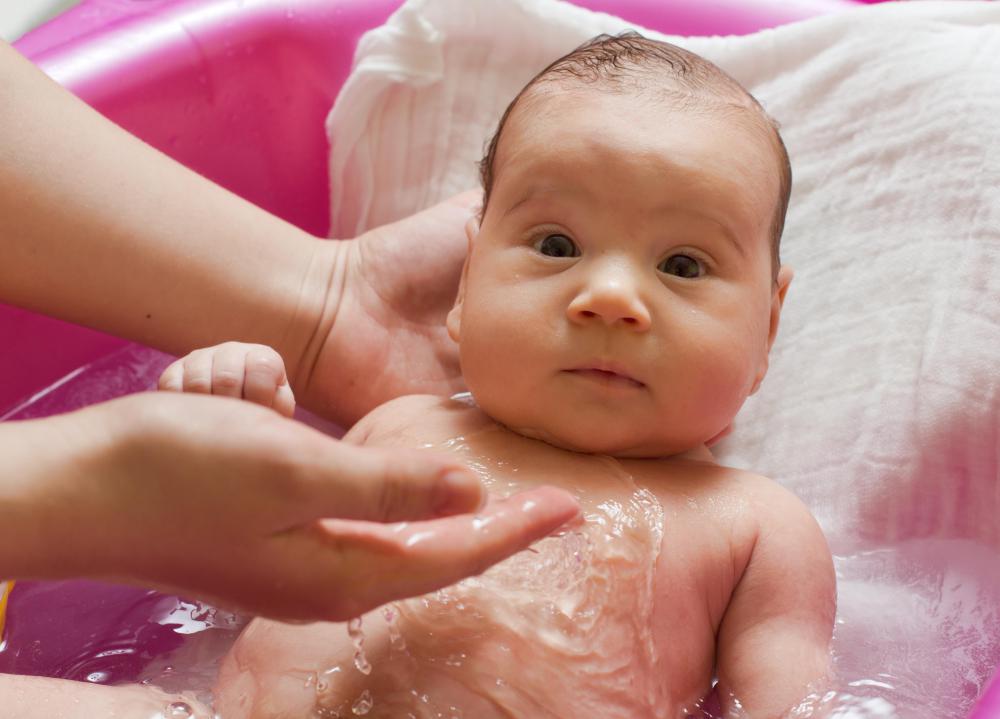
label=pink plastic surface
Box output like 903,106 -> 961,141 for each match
5,0 -> 999,714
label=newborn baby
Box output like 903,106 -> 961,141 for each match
164,33 -> 835,718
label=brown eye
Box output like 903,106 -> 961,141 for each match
534,234 -> 579,258
658,254 -> 703,278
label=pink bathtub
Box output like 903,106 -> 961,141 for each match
3,0 -> 998,716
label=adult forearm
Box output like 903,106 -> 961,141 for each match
0,41 -> 338,372
0,408 -> 110,579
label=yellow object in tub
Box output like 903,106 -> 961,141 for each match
0,580 -> 12,638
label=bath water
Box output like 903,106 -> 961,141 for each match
2,345 -> 998,717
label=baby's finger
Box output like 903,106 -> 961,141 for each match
157,361 -> 184,392
180,350 -> 215,394
272,381 -> 296,418
243,347 -> 292,414
209,343 -> 250,400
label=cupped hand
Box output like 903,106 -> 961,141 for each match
34,392 -> 577,622
296,191 -> 479,427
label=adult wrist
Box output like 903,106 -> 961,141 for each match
283,238 -> 350,409
0,404 -> 118,579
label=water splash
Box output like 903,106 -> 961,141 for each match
348,618 -> 372,676
383,604 -> 407,653
351,689 -> 374,715
165,701 -> 193,718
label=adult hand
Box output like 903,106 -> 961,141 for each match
0,392 -> 578,622
293,191 -> 478,427
2,39 -> 476,428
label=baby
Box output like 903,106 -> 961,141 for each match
164,33 -> 835,718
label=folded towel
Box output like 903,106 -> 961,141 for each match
327,0 -> 1000,549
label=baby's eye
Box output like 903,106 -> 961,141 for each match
534,234 -> 579,258
657,254 -> 703,279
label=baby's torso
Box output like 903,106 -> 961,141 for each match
220,396 -> 764,719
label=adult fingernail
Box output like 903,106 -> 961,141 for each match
435,469 -> 485,516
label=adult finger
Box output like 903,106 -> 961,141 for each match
309,486 -> 581,618
297,443 -> 487,524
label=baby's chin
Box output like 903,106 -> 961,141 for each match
506,421 -> 701,460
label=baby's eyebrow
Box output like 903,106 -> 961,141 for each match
654,204 -> 747,258
502,192 -> 536,219
501,183 -> 586,220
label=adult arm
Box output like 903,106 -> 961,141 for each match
0,40 -> 471,426
0,392 -> 578,622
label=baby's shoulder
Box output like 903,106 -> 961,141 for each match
712,466 -> 827,568
344,393 -> 492,448
649,460 -> 817,539
714,465 -> 817,528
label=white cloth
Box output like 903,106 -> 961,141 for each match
326,0 -> 1000,549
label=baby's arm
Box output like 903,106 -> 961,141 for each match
159,341 -> 295,417
715,480 -> 836,718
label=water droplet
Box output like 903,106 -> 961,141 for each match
351,689 -> 373,715
347,617 -> 371,675
382,604 -> 407,651
85,671 -> 109,683
190,602 -> 216,622
167,701 -> 193,718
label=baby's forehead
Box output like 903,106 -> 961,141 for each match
497,84 -> 780,179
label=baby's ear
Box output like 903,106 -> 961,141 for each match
446,217 -> 479,343
751,265 -> 794,395
766,265 -> 794,353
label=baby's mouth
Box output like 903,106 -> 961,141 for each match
565,365 -> 645,389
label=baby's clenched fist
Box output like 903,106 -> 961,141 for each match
158,342 -> 295,417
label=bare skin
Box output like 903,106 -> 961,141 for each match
181,91 -> 836,717
0,39 -> 584,615
214,395 -> 834,719
0,37 -> 836,717
0,40 -> 471,428
0,39 -> 580,717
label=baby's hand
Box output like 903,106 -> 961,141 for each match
158,342 -> 295,417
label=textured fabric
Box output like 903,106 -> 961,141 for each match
326,0 -> 1000,549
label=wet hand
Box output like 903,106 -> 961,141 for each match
23,393 -> 578,622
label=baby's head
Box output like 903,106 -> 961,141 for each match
447,33 -> 794,458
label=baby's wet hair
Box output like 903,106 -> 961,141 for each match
478,32 -> 792,277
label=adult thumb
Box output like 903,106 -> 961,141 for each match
309,443 -> 485,523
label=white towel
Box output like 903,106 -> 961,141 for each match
326,0 -> 1000,549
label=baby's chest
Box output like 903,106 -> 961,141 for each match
454,439 -> 736,627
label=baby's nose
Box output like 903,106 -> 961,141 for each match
567,269 -> 651,331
